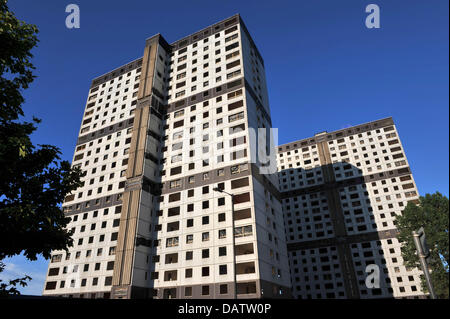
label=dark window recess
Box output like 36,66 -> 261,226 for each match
177,63 -> 187,71
234,208 -> 251,220
176,81 -> 186,89
48,268 -> 59,276
173,120 -> 184,128
225,42 -> 239,51
228,100 -> 243,111
231,177 -> 249,189
388,139 -> 399,145
170,166 -> 182,176
220,284 -> 228,294
226,60 -> 240,69
224,25 -> 238,34
169,192 -> 181,202
106,261 -> 114,270
227,79 -> 242,89
234,192 -> 250,204
168,206 -> 180,217
167,222 -> 179,232
65,194 -> 75,202
45,281 -> 57,290
82,117 -> 92,125
175,100 -> 185,108
105,277 -> 113,286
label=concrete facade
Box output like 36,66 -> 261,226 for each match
42,15 -> 425,300
277,118 -> 425,299
43,14 -> 291,299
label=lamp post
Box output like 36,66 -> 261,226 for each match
412,227 -> 436,299
213,187 -> 237,299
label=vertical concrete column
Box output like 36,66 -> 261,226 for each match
316,135 -> 360,299
111,37 -> 159,298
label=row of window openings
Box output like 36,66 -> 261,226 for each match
88,77 -> 137,100
169,50 -> 240,91
167,162 -> 249,191
89,78 -> 139,104
87,77 -> 139,108
72,232 -> 119,246
165,149 -> 247,172
165,225 -> 253,247
49,260 -> 115,276
161,248 -> 278,268
168,89 -> 242,121
83,96 -> 137,124
154,262 -> 259,281
173,69 -> 241,99
74,136 -> 131,162
45,276 -> 113,290
173,32 -> 239,60
278,132 -> 398,158
162,192 -> 250,216
170,57 -> 241,90
167,111 -> 245,139
82,109 -> 135,130
64,190 -> 123,207
82,101 -> 137,132
70,218 -> 120,234
91,68 -> 141,92
68,206 -> 121,222
86,89 -> 137,116
278,156 -> 402,173
171,40 -> 240,76
70,180 -> 126,201
75,128 -> 132,153
168,131 -> 246,153
51,246 -> 116,263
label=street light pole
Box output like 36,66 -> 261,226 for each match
412,229 -> 437,299
213,188 -> 237,299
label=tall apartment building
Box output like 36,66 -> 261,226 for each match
42,14 -> 291,299
277,117 -> 425,299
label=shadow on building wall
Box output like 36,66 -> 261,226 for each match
279,161 -> 394,299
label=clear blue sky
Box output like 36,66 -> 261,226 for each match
3,0 -> 448,295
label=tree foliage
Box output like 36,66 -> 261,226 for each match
0,262 -> 31,297
0,0 -> 83,295
396,192 -> 449,299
